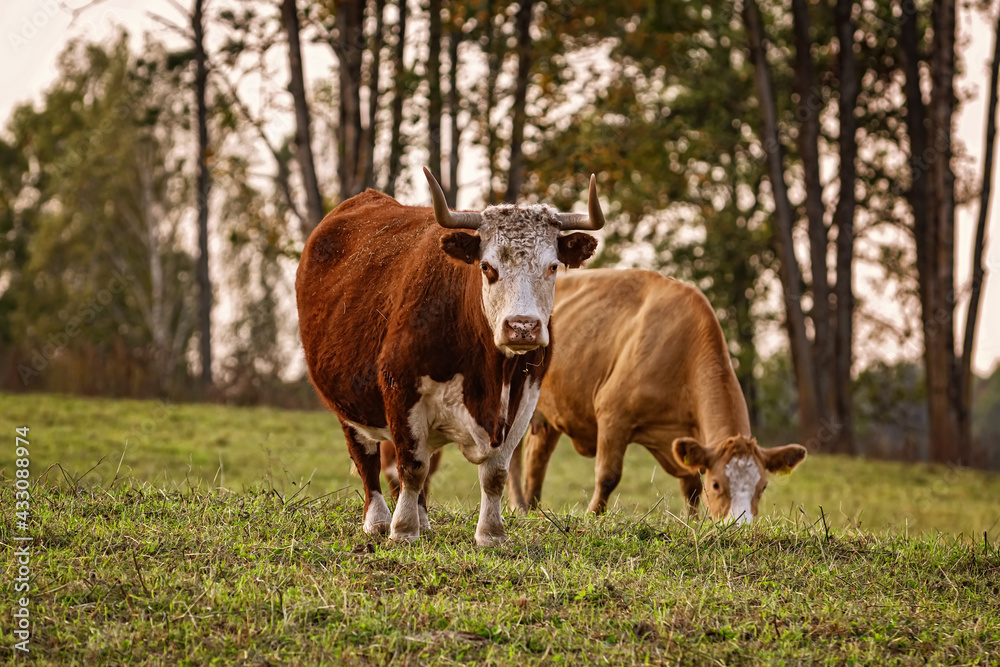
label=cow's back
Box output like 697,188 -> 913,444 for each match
537,268 -> 738,445
295,189 -> 453,425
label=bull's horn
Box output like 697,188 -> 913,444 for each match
556,174 -> 605,231
424,166 -> 483,230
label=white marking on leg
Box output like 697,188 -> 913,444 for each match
725,456 -> 760,525
419,504 -> 431,531
383,460 -> 399,489
475,457 -> 508,547
363,492 -> 391,535
390,487 -> 421,543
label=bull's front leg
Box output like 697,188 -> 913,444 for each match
475,455 -> 510,547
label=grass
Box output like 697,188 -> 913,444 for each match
1,392 -> 999,664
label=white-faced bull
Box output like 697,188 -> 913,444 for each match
295,169 -> 603,545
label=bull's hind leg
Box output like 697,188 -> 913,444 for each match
379,440 -> 401,500
419,450 -> 442,531
342,426 -> 391,535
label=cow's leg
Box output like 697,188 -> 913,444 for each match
522,419 -> 563,511
382,440 -> 440,530
380,422 -> 430,543
644,445 -> 703,517
475,454 -> 510,547
679,474 -> 703,516
506,442 -> 529,513
379,440 -> 401,501
588,425 -> 629,514
342,426 -> 391,535
418,450 -> 442,531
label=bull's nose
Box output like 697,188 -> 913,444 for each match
502,316 -> 542,345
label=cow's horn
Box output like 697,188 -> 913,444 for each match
556,174 -> 605,231
424,166 -> 483,230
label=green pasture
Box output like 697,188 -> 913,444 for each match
1,392 -> 999,664
1,392 -> 998,539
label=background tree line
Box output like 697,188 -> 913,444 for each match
0,0 -> 997,467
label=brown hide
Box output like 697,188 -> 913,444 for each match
296,189 -> 550,440
516,268 -> 804,517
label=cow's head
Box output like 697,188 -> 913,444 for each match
673,435 -> 806,525
425,167 -> 601,355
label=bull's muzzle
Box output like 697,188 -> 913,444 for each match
501,316 -> 543,351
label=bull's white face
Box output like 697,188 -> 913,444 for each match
476,205 -> 562,355
439,203 -> 597,357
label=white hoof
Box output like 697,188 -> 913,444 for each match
363,493 -> 391,535
389,530 -> 419,544
475,531 -> 508,547
419,505 -> 431,531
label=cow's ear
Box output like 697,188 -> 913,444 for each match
761,444 -> 807,475
440,231 -> 481,264
673,437 -> 710,473
557,233 -> 598,268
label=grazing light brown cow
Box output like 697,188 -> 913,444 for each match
507,268 -> 807,523
296,169 -> 603,545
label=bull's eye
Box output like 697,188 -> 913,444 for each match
548,263 -> 560,276
479,262 -> 499,284
712,481 -> 720,491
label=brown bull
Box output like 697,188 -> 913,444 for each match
296,169 -> 602,545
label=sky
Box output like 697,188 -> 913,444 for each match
1,0 -> 998,376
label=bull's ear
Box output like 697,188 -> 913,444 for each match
557,232 -> 598,268
761,444 -> 807,475
440,231 -> 480,264
673,437 -> 710,473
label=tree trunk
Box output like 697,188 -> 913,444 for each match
193,0 -> 212,386
386,0 -> 407,197
927,0 -> 961,462
281,0 -> 325,234
832,0 -> 859,454
960,8 -> 1000,458
361,0 -> 385,192
482,0 -> 502,204
504,0 -> 533,203
743,0 -> 821,447
334,0 -> 365,202
899,0 -> 934,462
428,0 -> 443,182
791,0 -> 833,433
446,13 -> 462,207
